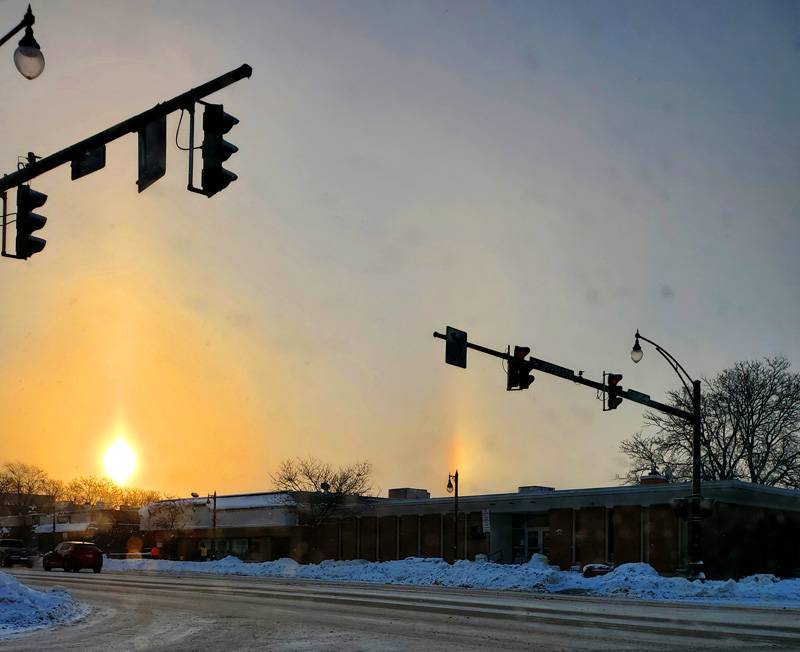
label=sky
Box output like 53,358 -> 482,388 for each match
1,0 -> 799,498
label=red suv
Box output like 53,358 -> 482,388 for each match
43,541 -> 103,573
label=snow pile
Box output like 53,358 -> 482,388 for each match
103,554 -> 800,604
0,571 -> 87,636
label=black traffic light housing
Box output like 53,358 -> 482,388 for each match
606,373 -> 623,410
15,185 -> 47,259
201,103 -> 239,197
507,346 -> 535,391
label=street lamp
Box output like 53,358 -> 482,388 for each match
192,490 -> 217,559
446,470 -> 459,562
630,330 -> 704,579
1,5 -> 45,80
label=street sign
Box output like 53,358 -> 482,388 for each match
137,115 -> 166,192
626,389 -> 652,406
533,359 -> 574,381
445,326 -> 468,368
481,508 -> 491,533
71,145 -> 106,180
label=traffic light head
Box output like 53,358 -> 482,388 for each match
507,345 -> 535,391
607,373 -> 623,410
15,185 -> 47,259
201,103 -> 239,197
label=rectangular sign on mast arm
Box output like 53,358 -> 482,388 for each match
71,146 -> 106,180
137,115 -> 167,192
532,359 -> 575,381
445,326 -> 468,368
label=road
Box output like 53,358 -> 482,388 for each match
5,568 -> 800,651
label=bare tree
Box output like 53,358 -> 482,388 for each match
0,462 -> 50,514
119,487 -> 164,508
42,478 -> 66,502
63,475 -> 163,509
64,475 -> 122,508
270,457 -> 373,526
146,499 -> 189,531
620,357 -> 800,488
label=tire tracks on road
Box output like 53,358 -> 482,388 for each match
14,570 -> 800,648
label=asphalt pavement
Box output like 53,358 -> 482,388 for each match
5,568 -> 800,651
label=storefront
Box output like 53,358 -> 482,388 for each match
140,479 -> 800,579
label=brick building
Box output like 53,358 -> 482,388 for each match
141,478 -> 800,579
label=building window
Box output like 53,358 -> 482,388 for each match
231,538 -> 248,558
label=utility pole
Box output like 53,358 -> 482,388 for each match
211,491 -> 217,560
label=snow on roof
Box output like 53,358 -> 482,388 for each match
34,523 -> 85,534
142,492 -> 295,515
214,493 -> 295,510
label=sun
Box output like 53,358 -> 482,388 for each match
103,438 -> 137,485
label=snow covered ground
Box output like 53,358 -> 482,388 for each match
104,554 -> 800,605
0,571 -> 87,637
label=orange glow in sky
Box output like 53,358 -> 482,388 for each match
3,2 -> 798,498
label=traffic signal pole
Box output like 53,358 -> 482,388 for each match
435,326 -> 706,578
433,330 -> 693,421
0,64 -> 252,194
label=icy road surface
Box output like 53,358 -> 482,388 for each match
6,568 -> 800,651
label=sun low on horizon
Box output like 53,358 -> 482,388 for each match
102,437 -> 138,486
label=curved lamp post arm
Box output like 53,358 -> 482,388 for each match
634,330 -> 696,399
0,5 -> 34,49
632,329 -> 705,579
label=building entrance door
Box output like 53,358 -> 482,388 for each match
526,527 -> 550,559
511,515 -> 550,563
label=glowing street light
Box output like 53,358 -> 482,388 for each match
630,335 -> 643,363
1,5 -> 45,80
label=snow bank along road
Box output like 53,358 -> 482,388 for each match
104,554 -> 800,605
0,570 -> 86,637
6,569 -> 800,651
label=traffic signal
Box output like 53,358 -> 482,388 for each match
606,373 -> 623,410
507,345 -> 535,391
15,185 -> 47,259
201,103 -> 239,197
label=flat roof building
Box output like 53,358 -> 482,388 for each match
139,479 -> 800,579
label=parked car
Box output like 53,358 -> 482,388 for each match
43,541 -> 103,573
582,563 -> 613,578
0,538 -> 35,568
